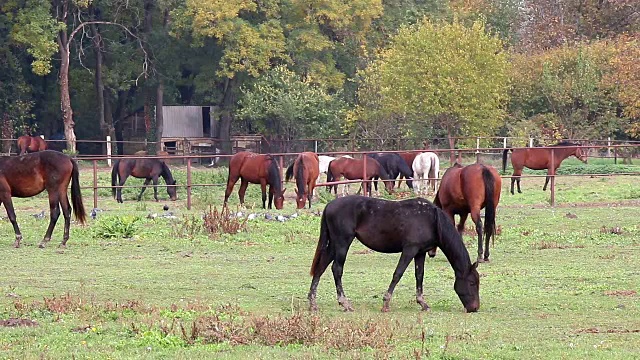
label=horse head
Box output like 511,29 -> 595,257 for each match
454,261 -> 480,313
167,179 -> 178,201
274,188 -> 286,210
294,188 -> 306,209
574,146 -> 588,163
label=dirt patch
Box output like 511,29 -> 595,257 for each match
533,241 -> 586,250
576,328 -> 640,334
354,249 -> 373,255
0,318 -> 38,327
604,290 -> 637,297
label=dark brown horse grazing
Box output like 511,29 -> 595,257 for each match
285,152 -> 320,209
308,195 -> 480,313
434,163 -> 501,263
111,158 -> 178,203
224,151 -> 286,209
503,141 -> 588,195
17,135 -> 47,155
326,157 -> 394,196
0,151 -> 87,248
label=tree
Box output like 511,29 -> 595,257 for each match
12,0 -> 147,153
236,65 -> 347,142
351,18 -> 510,160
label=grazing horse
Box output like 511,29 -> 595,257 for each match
412,152 -> 440,195
111,157 -> 178,203
503,141 -> 588,195
326,157 -> 393,196
367,153 -> 413,193
318,155 -> 353,196
307,195 -> 480,313
224,151 -> 286,209
0,151 -> 87,248
285,152 -> 320,209
17,135 -> 47,155
434,163 -> 501,263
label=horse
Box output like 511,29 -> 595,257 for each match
307,195 -> 480,313
326,156 -> 393,197
318,155 -> 354,196
17,135 -> 47,155
0,151 -> 87,248
224,151 -> 286,209
111,157 -> 178,203
285,152 -> 320,209
367,153 -> 413,193
503,141 -> 588,195
412,152 -> 440,195
434,163 -> 501,263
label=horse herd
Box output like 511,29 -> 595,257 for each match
0,141 -> 587,313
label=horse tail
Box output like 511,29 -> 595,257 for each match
71,159 -> 87,225
326,160 -> 335,190
482,166 -> 497,247
296,156 -> 305,195
111,159 -> 120,199
310,210 -> 331,276
285,161 -> 295,182
502,148 -> 511,172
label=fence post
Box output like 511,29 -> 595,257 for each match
607,137 -> 611,159
529,137 -> 534,148
550,149 -> 555,207
362,152 -> 368,196
186,157 -> 192,210
503,137 -> 507,149
106,136 -> 112,167
93,160 -> 98,210
476,136 -> 481,163
314,140 -> 318,153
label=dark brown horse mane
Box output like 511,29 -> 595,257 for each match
159,161 -> 175,184
266,155 -> 283,192
295,155 -> 305,196
551,140 -> 579,147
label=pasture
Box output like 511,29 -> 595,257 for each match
0,157 -> 639,359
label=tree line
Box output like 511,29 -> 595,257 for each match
0,0 -> 638,154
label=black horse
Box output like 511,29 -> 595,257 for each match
111,158 -> 178,203
368,153 -> 414,192
308,195 -> 480,313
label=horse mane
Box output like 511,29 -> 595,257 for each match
160,161 -> 175,183
295,156 -> 305,196
551,140 -> 578,147
434,206 -> 472,275
266,155 -> 283,192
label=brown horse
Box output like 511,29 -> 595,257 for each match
224,151 -> 286,209
326,157 -> 393,196
434,163 -> 501,263
308,195 -> 480,313
17,135 -> 47,155
0,151 -> 87,248
111,157 -> 178,203
503,141 -> 588,195
285,152 -> 320,209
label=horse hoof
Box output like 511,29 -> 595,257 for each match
477,257 -> 488,263
421,306 -> 431,312
13,243 -> 20,249
381,306 -> 390,313
38,243 -> 46,249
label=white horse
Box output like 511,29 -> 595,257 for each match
317,155 -> 354,196
412,152 -> 440,195
206,147 -> 223,167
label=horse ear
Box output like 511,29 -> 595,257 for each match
282,188 -> 287,195
471,261 -> 478,270
294,188 -> 298,195
172,180 -> 177,185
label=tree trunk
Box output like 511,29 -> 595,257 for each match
447,125 -> 456,165
155,81 -> 164,152
90,22 -> 109,154
113,90 -> 128,155
104,88 -> 115,156
218,77 -> 237,160
57,31 -> 76,153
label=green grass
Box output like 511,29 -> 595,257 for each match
0,162 -> 639,359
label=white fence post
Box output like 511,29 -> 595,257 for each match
503,137 -> 507,149
607,137 -> 611,158
529,137 -> 534,148
106,136 -> 112,167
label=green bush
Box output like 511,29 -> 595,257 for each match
93,215 -> 143,239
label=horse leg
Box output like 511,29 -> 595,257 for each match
382,247 -> 420,312
308,248 -> 336,312
511,168 -> 522,195
268,186 -> 274,209
117,175 -> 128,203
238,179 -> 249,207
332,244 -> 354,311
152,177 -> 160,201
136,178 -> 152,201
59,189 -> 72,247
223,174 -> 240,206
543,169 -> 554,191
1,195 -> 23,248
39,191 -> 61,248
414,251 -> 430,311
470,210 -> 485,263
260,180 -> 268,209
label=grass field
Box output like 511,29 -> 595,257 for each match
0,157 -> 639,359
